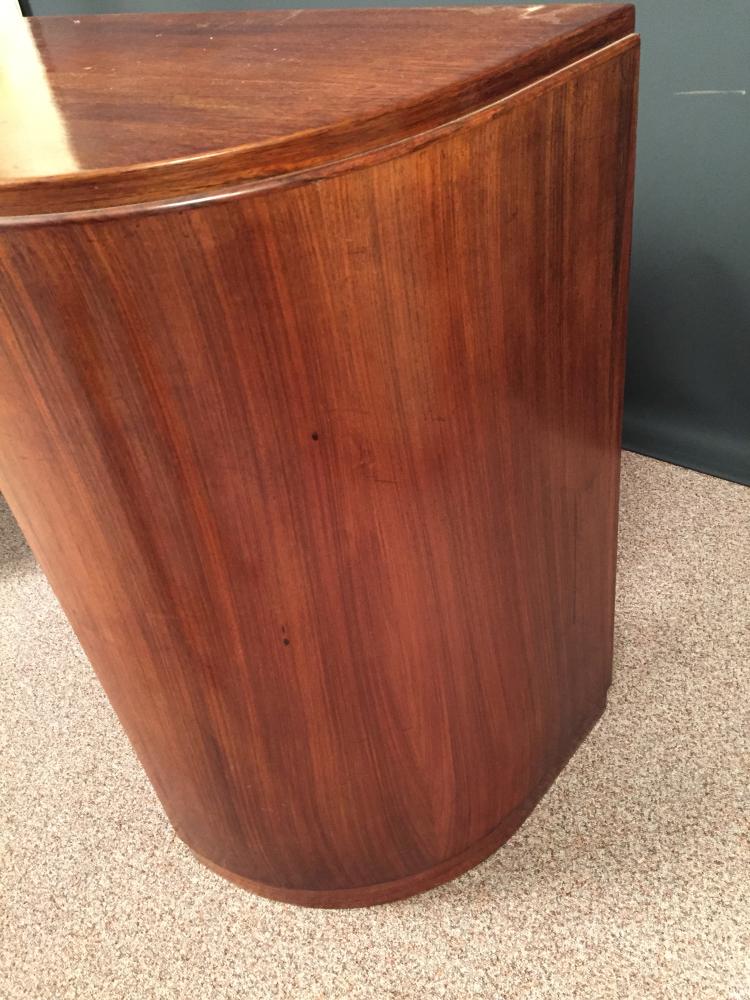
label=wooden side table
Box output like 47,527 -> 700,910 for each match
0,5 -> 639,907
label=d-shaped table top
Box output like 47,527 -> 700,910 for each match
1,4 -> 634,218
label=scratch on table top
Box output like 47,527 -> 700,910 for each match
276,10 -> 302,25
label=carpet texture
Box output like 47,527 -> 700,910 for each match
1,452 -> 748,1000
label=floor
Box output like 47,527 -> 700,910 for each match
1,452 -> 748,1000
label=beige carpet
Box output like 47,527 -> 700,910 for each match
1,452 -> 748,1000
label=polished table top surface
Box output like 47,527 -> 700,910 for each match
0,4 -> 634,217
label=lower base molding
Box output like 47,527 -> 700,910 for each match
189,698 -> 608,908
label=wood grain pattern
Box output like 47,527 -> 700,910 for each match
0,10 -> 639,907
0,4 -> 634,215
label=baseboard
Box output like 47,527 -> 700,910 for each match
623,411 -> 750,486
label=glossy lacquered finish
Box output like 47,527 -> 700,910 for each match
0,6 -> 638,906
0,4 -> 634,216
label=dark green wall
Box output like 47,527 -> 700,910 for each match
25,0 -> 750,484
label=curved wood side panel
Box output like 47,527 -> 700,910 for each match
0,40 -> 638,907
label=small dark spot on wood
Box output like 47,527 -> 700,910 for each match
283,638 -> 290,646
311,432 -> 319,441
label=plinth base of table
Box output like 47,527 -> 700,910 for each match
190,698 -> 607,908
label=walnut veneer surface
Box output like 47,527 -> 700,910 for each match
0,5 -> 639,906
